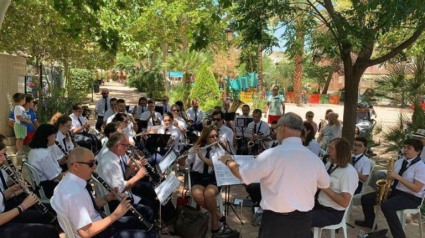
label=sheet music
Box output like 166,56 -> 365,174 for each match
148,125 -> 162,132
158,150 -> 177,173
212,155 -> 257,186
154,172 -> 180,204
235,127 -> 253,138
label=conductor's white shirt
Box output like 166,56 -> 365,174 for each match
239,137 -> 330,213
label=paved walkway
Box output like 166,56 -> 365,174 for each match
90,81 -> 424,238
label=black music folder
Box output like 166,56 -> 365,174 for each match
224,112 -> 236,121
155,106 -> 164,114
136,120 -> 148,130
145,134 -> 171,152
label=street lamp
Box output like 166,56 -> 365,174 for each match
225,29 -> 234,100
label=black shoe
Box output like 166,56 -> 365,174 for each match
355,220 -> 376,229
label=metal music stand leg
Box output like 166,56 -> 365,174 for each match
222,185 -> 244,233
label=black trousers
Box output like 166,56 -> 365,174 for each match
311,202 -> 344,228
361,190 -> 421,238
246,183 -> 262,205
259,210 -> 312,238
0,223 -> 59,238
98,215 -> 158,238
96,116 -> 104,131
354,181 -> 363,195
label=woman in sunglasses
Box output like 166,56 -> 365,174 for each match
28,124 -> 67,199
179,126 -> 226,237
170,104 -> 187,137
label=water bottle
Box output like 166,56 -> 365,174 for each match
358,228 -> 365,238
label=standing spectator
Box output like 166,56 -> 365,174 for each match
12,93 -> 32,155
23,95 -> 39,145
304,111 -> 318,134
265,86 -> 285,124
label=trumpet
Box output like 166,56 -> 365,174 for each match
91,172 -> 154,231
1,162 -> 57,223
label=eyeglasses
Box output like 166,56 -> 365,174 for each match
271,124 -> 281,132
213,118 -> 222,121
172,109 -> 180,112
119,105 -> 126,108
119,143 -> 131,148
75,160 -> 98,168
307,116 -> 313,118
209,135 -> 219,139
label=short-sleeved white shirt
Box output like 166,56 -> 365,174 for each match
96,150 -> 127,192
56,131 -> 74,153
140,111 -> 163,126
95,97 -> 111,116
240,137 -> 330,213
53,172 -> 102,238
247,121 -> 270,137
352,153 -> 371,176
70,113 -> 87,132
186,107 -> 204,122
307,139 -> 321,156
186,146 -> 225,173
217,125 -> 234,143
394,158 -> 425,198
50,144 -> 64,161
133,106 -> 148,120
318,163 -> 359,211
28,148 -> 62,181
14,105 -> 28,124
103,109 -> 116,122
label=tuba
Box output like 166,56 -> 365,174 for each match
229,97 -> 245,113
375,157 -> 396,205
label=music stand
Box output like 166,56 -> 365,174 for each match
136,120 -> 148,134
155,106 -> 164,114
224,112 -> 236,122
235,117 -> 253,155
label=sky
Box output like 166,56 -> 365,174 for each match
272,26 -> 287,52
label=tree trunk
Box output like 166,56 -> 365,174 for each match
0,0 -> 10,29
257,43 -> 264,98
322,68 -> 334,94
293,17 -> 304,104
162,43 -> 169,93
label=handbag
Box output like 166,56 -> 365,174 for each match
176,190 -> 190,207
174,205 -> 209,238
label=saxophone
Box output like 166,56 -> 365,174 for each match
375,157 -> 396,205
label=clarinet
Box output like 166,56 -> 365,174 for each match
5,154 -> 23,178
129,147 -> 161,185
1,164 -> 57,223
55,141 -> 69,156
91,172 -> 154,231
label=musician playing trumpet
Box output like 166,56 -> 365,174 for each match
178,126 -> 226,237
140,100 -> 163,126
212,111 -> 234,154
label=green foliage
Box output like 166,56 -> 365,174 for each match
164,51 -> 210,78
127,68 -> 165,99
169,83 -> 187,108
253,96 -> 267,113
37,88 -> 80,124
115,53 -> 137,72
189,65 -> 221,110
70,69 -> 94,99
303,60 -> 333,93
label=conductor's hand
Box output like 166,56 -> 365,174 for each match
135,167 -> 147,180
112,195 -> 131,219
21,193 -> 38,209
218,154 -> 233,165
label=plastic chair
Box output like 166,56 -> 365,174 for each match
92,177 -> 111,215
396,194 -> 425,238
186,167 -> 223,214
50,198 -> 76,238
346,160 -> 376,223
313,199 -> 353,238
21,161 -> 49,203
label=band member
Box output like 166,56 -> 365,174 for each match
70,103 -> 91,134
178,126 -> 226,236
111,113 -> 136,146
212,111 -> 234,154
52,114 -> 75,155
356,139 -> 425,238
158,112 -> 182,152
53,147 -> 156,238
352,137 -> 371,194
170,104 -> 187,137
28,124 -> 66,198
302,122 -> 320,156
103,98 -> 118,123
140,100 -> 163,126
247,109 -> 270,154
97,122 -> 120,160
265,85 -> 285,124
312,138 -> 358,228
219,113 -> 330,238
95,88 -> 111,131
221,101 -> 230,114
186,99 -> 204,131
1,142 -> 58,238
175,101 -> 188,121
132,97 -> 148,120
160,96 -> 172,114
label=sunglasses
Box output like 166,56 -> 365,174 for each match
209,135 -> 219,139
75,160 -> 98,168
172,109 -> 180,112
213,118 -> 222,121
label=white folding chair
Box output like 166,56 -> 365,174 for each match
313,199 -> 353,238
346,160 -> 376,223
92,178 -> 111,215
50,198 -> 76,238
21,161 -> 49,203
186,167 -> 223,214
396,194 -> 425,238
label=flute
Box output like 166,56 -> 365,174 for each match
91,172 -> 154,231
1,164 -> 57,223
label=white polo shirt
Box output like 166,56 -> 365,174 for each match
186,145 -> 225,174
240,137 -> 330,213
103,109 -> 116,122
140,111 -> 163,126
133,106 -> 148,120
306,139 -> 321,156
247,121 -> 270,137
53,172 -> 102,238
352,153 -> 371,176
28,148 -> 62,181
158,125 -> 181,151
95,97 -> 111,116
318,162 -> 358,211
70,113 -> 87,133
160,104 -> 172,114
186,107 -> 204,122
56,131 -> 74,153
96,150 -> 127,193
394,157 -> 425,198
217,124 -> 234,143
50,144 -> 65,161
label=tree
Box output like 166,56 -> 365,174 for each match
190,65 -> 221,110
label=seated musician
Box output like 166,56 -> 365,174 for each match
212,111 -> 234,154
302,122 -> 320,156
97,122 -> 120,161
221,101 -> 230,114
356,139 -> 425,238
158,112 -> 182,152
132,97 -> 148,120
247,109 -> 270,155
50,114 -> 75,171
175,101 -> 188,121
106,99 -> 138,132
170,104 -> 187,137
1,146 -> 58,238
312,138 -> 358,228
140,100 -> 163,127
111,113 -> 136,146
160,96 -> 172,114
103,97 -> 118,123
70,103 -> 91,134
28,124 -> 66,198
186,99 -> 204,131
53,147 -> 156,238
351,137 -> 371,195
178,126 -> 225,236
